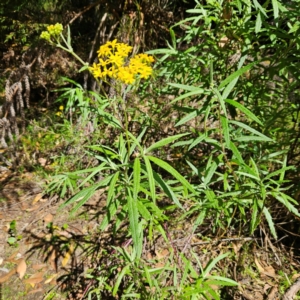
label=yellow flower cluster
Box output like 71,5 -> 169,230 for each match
89,40 -> 154,85
40,23 -> 63,41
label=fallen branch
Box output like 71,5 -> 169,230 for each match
283,278 -> 300,300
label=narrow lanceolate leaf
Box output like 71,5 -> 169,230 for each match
99,198 -> 120,231
218,61 -> 258,90
60,175 -> 113,212
272,0 -> 279,20
143,156 -> 156,203
176,109 -> 199,127
250,200 -> 258,234
230,120 -> 273,142
229,141 -> 244,165
203,253 -> 230,278
168,83 -> 200,92
263,207 -> 277,239
225,99 -> 263,125
221,115 -> 230,148
152,169 -> 183,209
255,11 -> 262,33
253,0 -> 268,17
170,88 -> 205,104
212,88 -> 227,117
127,187 -> 141,258
106,171 -> 120,205
129,126 -> 147,156
147,156 -> 196,194
204,158 -> 218,186
133,158 -> 141,200
145,133 -> 190,154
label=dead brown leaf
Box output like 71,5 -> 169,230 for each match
38,158 -> 47,166
43,213 -> 54,223
32,193 -> 43,205
0,267 -> 16,283
267,286 -> 278,300
27,288 -> 44,295
23,272 -> 45,287
62,243 -> 74,267
44,273 -> 58,284
16,258 -> 27,279
155,249 -> 169,260
32,264 -> 47,270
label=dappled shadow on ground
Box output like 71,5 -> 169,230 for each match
1,171 -> 300,299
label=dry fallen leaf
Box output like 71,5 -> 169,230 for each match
32,193 -> 43,205
32,264 -> 47,271
267,286 -> 278,300
23,272 -> 45,287
16,258 -> 27,279
155,249 -> 169,260
27,288 -> 44,295
254,257 -> 265,273
49,248 -> 58,272
62,243 -> 74,267
38,158 -> 47,166
292,273 -> 300,281
44,273 -> 58,284
43,213 -> 53,223
264,265 -> 277,279
6,250 -> 20,262
0,268 -> 16,283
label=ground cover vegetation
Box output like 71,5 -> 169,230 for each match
1,0 -> 300,299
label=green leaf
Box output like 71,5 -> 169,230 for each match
170,88 -> 205,104
225,99 -> 263,125
255,12 -> 262,33
272,192 -> 300,217
272,0 -> 279,20
175,109 -> 199,127
188,134 -> 206,151
170,27 -> 176,49
211,88 -> 227,117
133,158 -> 141,200
253,0 -> 268,17
143,156 -> 156,203
218,62 -> 257,90
145,133 -> 190,154
113,265 -> 130,296
236,136 -> 273,142
230,120 -> 273,142
60,175 -> 113,212
250,200 -> 258,234
148,156 -> 196,194
264,166 -> 294,181
203,253 -> 230,278
106,171 -> 120,205
263,207 -> 277,239
99,197 -> 120,231
146,48 -> 177,55
204,157 -> 218,186
221,115 -> 230,148
229,141 -> 244,165
168,83 -> 200,92
127,187 -> 142,258
206,276 -> 238,286
129,127 -> 147,157
151,169 -> 183,209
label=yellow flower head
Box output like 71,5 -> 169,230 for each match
90,40 -> 154,84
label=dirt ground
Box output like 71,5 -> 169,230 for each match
1,169 -> 300,299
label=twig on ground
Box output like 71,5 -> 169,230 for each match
283,277 -> 300,300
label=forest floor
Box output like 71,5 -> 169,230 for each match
1,168 -> 300,299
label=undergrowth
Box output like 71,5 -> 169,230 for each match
6,0 -> 300,298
